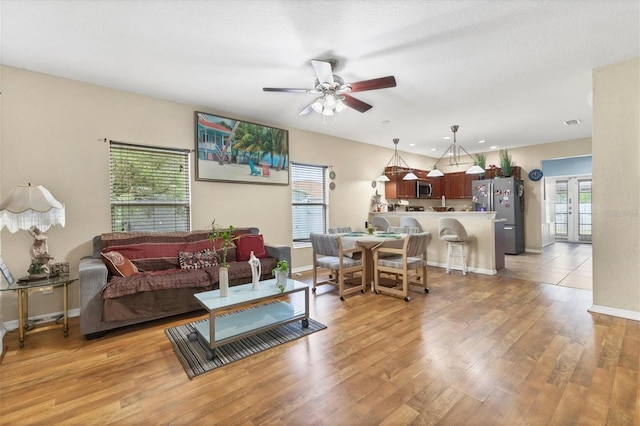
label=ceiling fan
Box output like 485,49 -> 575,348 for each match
263,59 -> 397,116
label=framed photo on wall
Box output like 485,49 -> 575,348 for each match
195,111 -> 289,185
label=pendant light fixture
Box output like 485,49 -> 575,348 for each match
376,138 -> 418,182
427,125 -> 485,177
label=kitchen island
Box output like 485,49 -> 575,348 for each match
368,211 -> 505,275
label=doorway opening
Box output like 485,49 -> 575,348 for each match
553,177 -> 592,243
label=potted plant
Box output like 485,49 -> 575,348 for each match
476,153 -> 486,179
209,220 -> 239,296
499,149 -> 513,177
272,260 -> 289,292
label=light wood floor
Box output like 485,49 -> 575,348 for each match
1,265 -> 637,425
500,242 -> 593,291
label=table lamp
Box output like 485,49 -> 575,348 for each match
0,183 -> 65,275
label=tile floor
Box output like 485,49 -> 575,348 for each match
498,241 -> 593,291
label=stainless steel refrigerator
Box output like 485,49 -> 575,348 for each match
472,177 -> 525,254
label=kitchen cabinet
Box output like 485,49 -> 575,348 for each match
424,176 -> 443,199
384,167 -> 416,199
444,172 -> 466,199
443,172 -> 476,199
383,166 -> 520,200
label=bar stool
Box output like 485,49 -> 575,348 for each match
438,218 -> 471,275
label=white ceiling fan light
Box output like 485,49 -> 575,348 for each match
264,59 -> 396,119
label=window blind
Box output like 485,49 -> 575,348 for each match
291,162 -> 328,244
109,142 -> 191,232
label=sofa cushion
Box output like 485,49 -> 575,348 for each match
179,249 -> 218,269
236,234 -> 268,261
101,231 -> 213,271
100,251 -> 139,277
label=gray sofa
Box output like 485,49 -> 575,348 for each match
79,228 -> 291,338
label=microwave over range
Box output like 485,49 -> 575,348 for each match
416,181 -> 433,198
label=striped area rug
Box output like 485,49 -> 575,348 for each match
165,313 -> 326,379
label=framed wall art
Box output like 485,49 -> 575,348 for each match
195,111 -> 289,185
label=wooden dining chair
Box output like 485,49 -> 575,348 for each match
372,231 -> 431,301
310,233 -> 365,301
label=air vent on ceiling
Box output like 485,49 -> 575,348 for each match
563,119 -> 581,126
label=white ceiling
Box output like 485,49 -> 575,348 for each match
1,1 -> 638,157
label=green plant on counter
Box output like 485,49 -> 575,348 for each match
499,149 -> 513,177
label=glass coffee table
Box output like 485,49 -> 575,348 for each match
190,278 -> 310,360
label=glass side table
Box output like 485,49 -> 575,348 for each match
0,274 -> 78,348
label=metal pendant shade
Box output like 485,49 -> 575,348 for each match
0,184 -> 65,233
427,125 -> 485,177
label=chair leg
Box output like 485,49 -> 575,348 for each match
402,273 -> 409,302
312,263 -> 318,293
461,244 -> 467,275
422,265 -> 429,293
446,243 -> 452,274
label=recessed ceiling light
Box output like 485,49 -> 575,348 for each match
430,148 -> 437,151
490,146 -> 498,150
409,143 -> 415,147
563,119 -> 581,126
478,140 -> 486,144
443,136 -> 450,140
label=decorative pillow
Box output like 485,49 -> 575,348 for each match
236,234 -> 268,261
179,249 -> 218,270
100,251 -> 139,277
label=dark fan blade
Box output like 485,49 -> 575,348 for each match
311,59 -> 334,86
342,94 -> 372,113
348,76 -> 396,93
263,87 -> 314,93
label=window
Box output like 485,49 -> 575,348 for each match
291,162 -> 328,246
110,142 -> 191,232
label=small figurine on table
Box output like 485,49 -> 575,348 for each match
248,251 -> 261,291
28,226 -> 53,274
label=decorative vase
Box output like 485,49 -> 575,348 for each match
275,270 -> 288,291
219,266 -> 229,297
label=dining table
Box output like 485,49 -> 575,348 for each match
337,231 -> 407,290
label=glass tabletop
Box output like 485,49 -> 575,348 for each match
195,278 -> 308,311
0,274 -> 78,291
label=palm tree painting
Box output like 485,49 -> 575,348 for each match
195,112 -> 289,185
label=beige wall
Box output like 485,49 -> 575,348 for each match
2,60 -> 635,322
0,66 -> 431,321
592,58 -> 640,317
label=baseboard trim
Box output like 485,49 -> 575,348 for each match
3,308 -> 81,331
525,248 -> 543,254
588,304 -> 640,322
